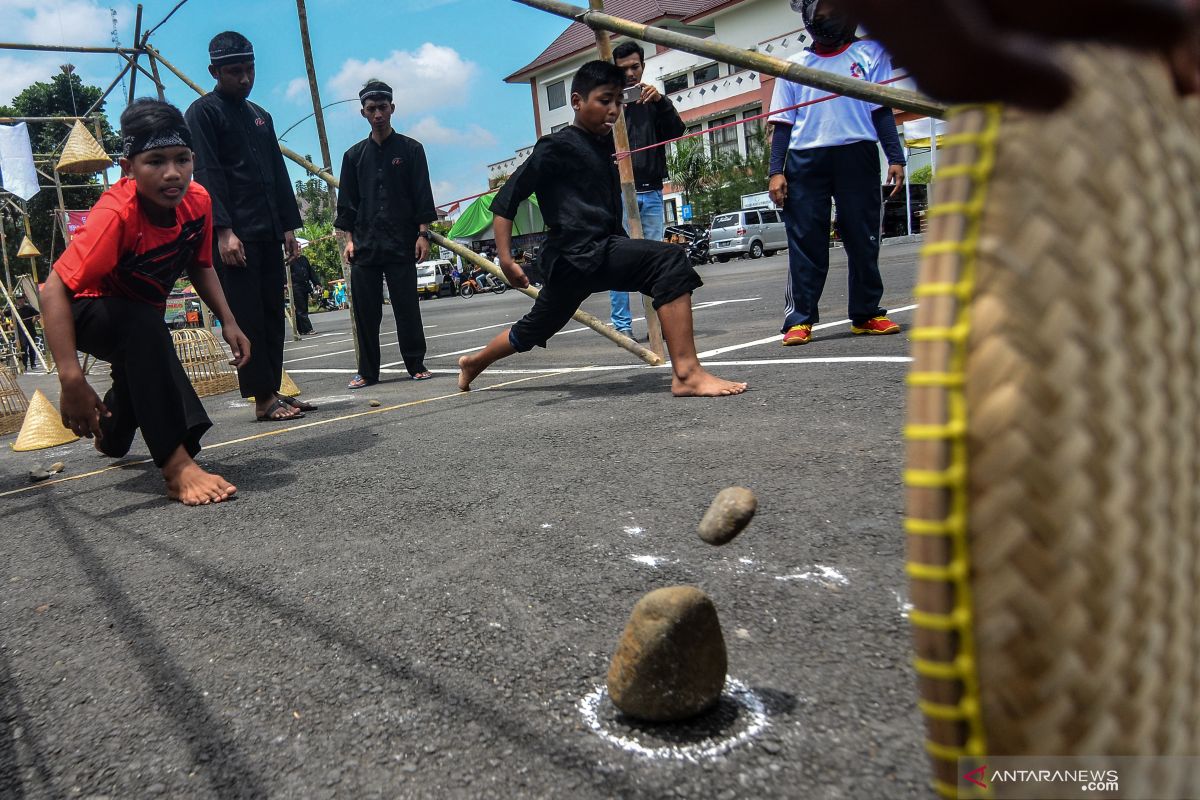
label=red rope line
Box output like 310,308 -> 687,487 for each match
436,73 -> 910,209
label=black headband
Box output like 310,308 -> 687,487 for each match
122,127 -> 193,159
359,84 -> 393,103
210,42 -> 254,67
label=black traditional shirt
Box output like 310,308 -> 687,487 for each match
185,91 -> 302,243
333,132 -> 437,268
623,97 -> 684,191
491,125 -> 624,276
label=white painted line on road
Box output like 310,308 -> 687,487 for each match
287,356 -> 910,377
696,303 -> 919,359
578,678 -> 768,762
776,565 -> 849,587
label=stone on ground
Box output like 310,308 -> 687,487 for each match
698,487 -> 757,545
606,586 -> 727,722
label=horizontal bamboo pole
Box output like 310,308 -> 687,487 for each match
146,45 -> 338,186
431,232 -> 666,368
512,0 -> 947,119
0,116 -> 100,124
0,42 -> 139,55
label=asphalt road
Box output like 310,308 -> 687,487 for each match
1,243 -> 927,799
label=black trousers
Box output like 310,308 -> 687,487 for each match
781,141 -> 886,330
351,259 -> 427,382
72,297 -> 211,468
216,240 -> 286,399
509,237 -> 702,352
294,289 -> 313,334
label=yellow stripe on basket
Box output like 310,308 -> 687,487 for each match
904,104 -> 1004,790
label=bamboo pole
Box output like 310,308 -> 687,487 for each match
590,0 -> 665,359
295,0 -> 353,350
51,169 -> 70,244
512,0 -> 948,119
93,119 -> 111,189
145,50 -> 167,102
0,116 -> 99,124
146,46 -> 339,184
0,43 -> 137,55
128,4 -> 144,103
0,216 -> 12,293
0,281 -> 49,373
21,215 -> 38,284
432,232 -> 664,367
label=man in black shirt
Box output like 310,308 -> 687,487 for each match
457,61 -> 746,398
186,31 -> 307,422
290,252 -> 320,335
13,294 -> 40,372
335,80 -> 437,388
608,41 -> 685,339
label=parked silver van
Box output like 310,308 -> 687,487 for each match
708,208 -> 788,262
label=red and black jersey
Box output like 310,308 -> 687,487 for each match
54,178 -> 213,309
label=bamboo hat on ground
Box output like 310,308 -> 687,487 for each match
12,389 -> 78,451
905,46 -> 1200,798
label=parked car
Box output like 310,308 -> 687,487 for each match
416,259 -> 455,299
708,209 -> 787,262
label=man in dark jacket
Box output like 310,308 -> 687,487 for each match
290,252 -> 320,334
185,31 -> 307,421
335,80 -> 437,388
608,41 -> 685,339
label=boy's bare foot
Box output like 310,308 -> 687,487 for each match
458,355 -> 483,392
672,370 -> 748,398
164,460 -> 237,506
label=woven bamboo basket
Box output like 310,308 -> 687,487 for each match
171,328 -> 238,397
57,121 -> 113,175
905,47 -> 1200,798
0,364 -> 28,436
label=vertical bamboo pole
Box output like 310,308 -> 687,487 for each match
146,50 -> 167,102
21,215 -> 38,283
0,216 -> 11,293
589,0 -> 665,358
128,4 -> 143,104
295,0 -> 357,356
0,280 -> 49,372
92,118 -> 110,189
52,168 -> 70,244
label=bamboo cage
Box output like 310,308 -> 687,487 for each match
0,364 -> 28,436
171,328 -> 238,397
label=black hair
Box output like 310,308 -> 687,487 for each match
570,60 -> 625,99
209,31 -> 253,59
612,41 -> 645,64
120,98 -> 188,143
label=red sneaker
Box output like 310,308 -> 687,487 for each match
782,324 -> 812,345
851,316 -> 901,335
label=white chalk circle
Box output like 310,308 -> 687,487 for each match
578,677 -> 769,762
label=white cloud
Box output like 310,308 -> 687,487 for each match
403,116 -> 496,148
7,0 -> 131,48
284,77 -> 309,103
328,43 -> 477,115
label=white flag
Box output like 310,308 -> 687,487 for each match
0,123 -> 40,201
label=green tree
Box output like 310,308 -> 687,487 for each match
1,69 -> 119,279
909,165 -> 933,185
294,157 -> 334,227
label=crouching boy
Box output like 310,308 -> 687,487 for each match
39,99 -> 252,505
458,61 -> 746,398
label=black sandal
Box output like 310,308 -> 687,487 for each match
278,394 -> 318,412
256,398 -> 305,422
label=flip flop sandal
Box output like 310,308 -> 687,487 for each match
256,398 -> 305,422
279,394 -> 318,412
348,375 -> 372,389
412,371 -> 434,381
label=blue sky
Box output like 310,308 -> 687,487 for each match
1,0 -> 572,210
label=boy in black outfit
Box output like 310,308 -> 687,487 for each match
457,61 -> 745,398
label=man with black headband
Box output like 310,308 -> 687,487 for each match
185,31 -> 308,422
335,79 -> 438,389
39,98 -> 251,505
767,0 -> 905,347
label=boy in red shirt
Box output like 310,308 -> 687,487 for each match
40,99 -> 252,505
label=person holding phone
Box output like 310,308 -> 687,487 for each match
607,41 -> 685,341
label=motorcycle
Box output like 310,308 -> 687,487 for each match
458,269 -> 509,298
665,225 -> 711,266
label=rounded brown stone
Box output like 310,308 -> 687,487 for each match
606,586 -> 727,722
697,487 -> 757,546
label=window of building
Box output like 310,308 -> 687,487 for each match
546,80 -> 566,110
550,122 -> 568,133
742,106 -> 764,155
663,73 -> 688,95
708,115 -> 739,159
693,63 -> 719,85
664,198 -> 678,225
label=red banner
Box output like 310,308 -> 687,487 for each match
63,210 -> 90,241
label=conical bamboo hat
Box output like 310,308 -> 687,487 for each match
279,371 -> 301,396
16,237 -> 40,258
12,389 -> 78,451
57,121 -> 113,174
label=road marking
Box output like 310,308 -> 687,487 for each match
0,371 -> 569,500
288,356 -> 910,377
